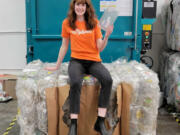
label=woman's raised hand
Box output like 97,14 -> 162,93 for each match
105,25 -> 114,37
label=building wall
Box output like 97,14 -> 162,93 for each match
0,0 -> 26,75
0,0 -> 171,74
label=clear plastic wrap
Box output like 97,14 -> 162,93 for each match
160,0 -> 169,32
36,101 -> 48,134
171,0 -> 180,51
18,115 -> 36,135
165,0 -> 180,51
166,2 -> 172,49
20,60 -> 43,78
59,62 -> 69,75
58,75 -> 69,87
17,60 -> 60,135
36,63 -> 60,134
16,77 -> 38,135
130,106 -> 157,127
130,121 -> 156,135
17,59 -> 160,135
57,62 -> 69,86
159,50 -> 175,97
159,50 -> 180,112
104,59 -> 160,134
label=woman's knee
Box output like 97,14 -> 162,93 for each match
102,76 -> 113,86
70,79 -> 82,89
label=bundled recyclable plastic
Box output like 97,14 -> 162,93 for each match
165,0 -> 180,51
16,60 -> 69,135
103,60 -> 160,135
159,50 -> 180,111
20,60 -> 43,78
16,59 -> 160,135
16,77 -> 38,135
35,63 -> 59,134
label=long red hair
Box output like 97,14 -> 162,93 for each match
67,0 -> 97,30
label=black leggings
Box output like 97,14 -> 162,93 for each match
68,58 -> 113,114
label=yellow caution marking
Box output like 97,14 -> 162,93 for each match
6,127 -> 12,130
9,122 -> 15,126
2,109 -> 19,135
13,118 -> 17,121
3,132 -> 9,135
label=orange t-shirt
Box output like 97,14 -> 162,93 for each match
61,18 -> 102,62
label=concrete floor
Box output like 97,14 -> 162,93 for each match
0,100 -> 180,135
0,100 -> 19,135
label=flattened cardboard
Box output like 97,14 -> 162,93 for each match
46,87 -> 59,135
46,83 -> 133,135
121,83 -> 133,135
58,85 -> 70,135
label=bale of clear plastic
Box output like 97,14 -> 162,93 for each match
20,60 -> 43,78
16,61 -> 60,135
16,77 -> 38,135
17,59 -> 160,135
165,0 -> 180,51
159,50 -> 180,111
104,59 -> 160,134
36,63 -> 59,134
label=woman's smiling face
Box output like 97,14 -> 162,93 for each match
74,2 -> 86,16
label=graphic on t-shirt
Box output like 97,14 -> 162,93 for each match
70,29 -> 93,35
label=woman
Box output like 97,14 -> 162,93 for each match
46,0 -> 113,134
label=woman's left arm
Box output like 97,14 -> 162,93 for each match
97,25 -> 114,52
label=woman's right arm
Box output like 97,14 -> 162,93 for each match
45,37 -> 69,71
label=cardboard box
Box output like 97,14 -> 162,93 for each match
76,84 -> 100,135
121,82 -> 133,135
58,84 -> 100,135
46,87 -> 59,135
58,85 -> 70,135
46,84 -> 100,135
46,83 -> 132,135
112,83 -> 133,135
113,84 -> 122,135
0,74 -> 17,99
